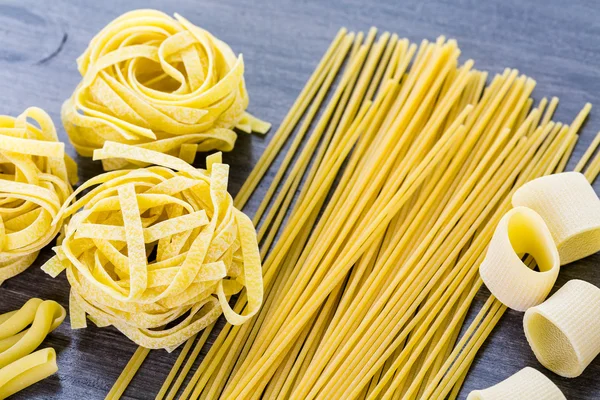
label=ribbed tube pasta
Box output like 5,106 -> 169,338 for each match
467,367 -> 565,400
479,207 -> 560,311
524,279 -> 600,378
512,172 -> 600,265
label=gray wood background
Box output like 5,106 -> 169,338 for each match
0,0 -> 598,398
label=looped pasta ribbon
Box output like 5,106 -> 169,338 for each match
42,142 -> 263,349
479,207 -> 560,311
0,298 -> 66,399
524,279 -> 600,378
0,108 -> 76,285
467,367 -> 566,400
62,9 -> 270,169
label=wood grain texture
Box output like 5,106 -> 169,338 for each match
0,0 -> 598,398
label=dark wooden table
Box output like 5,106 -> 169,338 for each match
0,0 -> 598,398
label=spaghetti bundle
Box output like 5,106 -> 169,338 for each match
0,108 -> 76,285
108,29 -> 600,399
432,132 -> 600,399
62,9 -> 270,169
42,142 -> 262,349
0,298 -> 66,399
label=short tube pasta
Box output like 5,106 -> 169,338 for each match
62,9 -> 270,169
524,279 -> 600,378
479,207 -> 560,311
467,367 -> 565,400
512,172 -> 600,265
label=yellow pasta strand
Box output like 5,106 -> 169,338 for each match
0,299 -> 66,399
233,27 -> 348,209
106,346 -> 151,400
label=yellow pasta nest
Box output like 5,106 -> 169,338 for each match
62,9 -> 270,170
0,108 -> 77,285
42,142 -> 263,349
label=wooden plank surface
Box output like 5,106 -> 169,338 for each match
0,0 -> 599,398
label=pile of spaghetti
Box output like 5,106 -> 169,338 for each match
42,142 -> 262,350
133,29 -> 600,400
62,9 -> 270,169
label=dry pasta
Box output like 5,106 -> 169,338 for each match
466,367 -> 565,400
0,298 -> 66,399
42,142 -> 262,349
423,113 -> 599,399
0,348 -> 58,400
62,9 -> 269,169
0,108 -> 76,285
106,29 -> 598,400
479,206 -> 560,311
108,28 -> 359,400
512,171 -> 600,265
105,346 -> 151,400
524,279 -> 600,378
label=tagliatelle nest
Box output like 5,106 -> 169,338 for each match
42,142 -> 263,350
62,9 -> 270,170
0,108 -> 76,285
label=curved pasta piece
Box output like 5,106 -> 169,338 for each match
0,348 -> 58,400
62,9 -> 270,169
0,299 -> 65,398
479,207 -> 560,311
0,108 -> 76,285
42,142 -> 263,349
512,172 -> 600,265
0,300 -> 65,368
467,367 -> 565,400
524,279 -> 600,378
